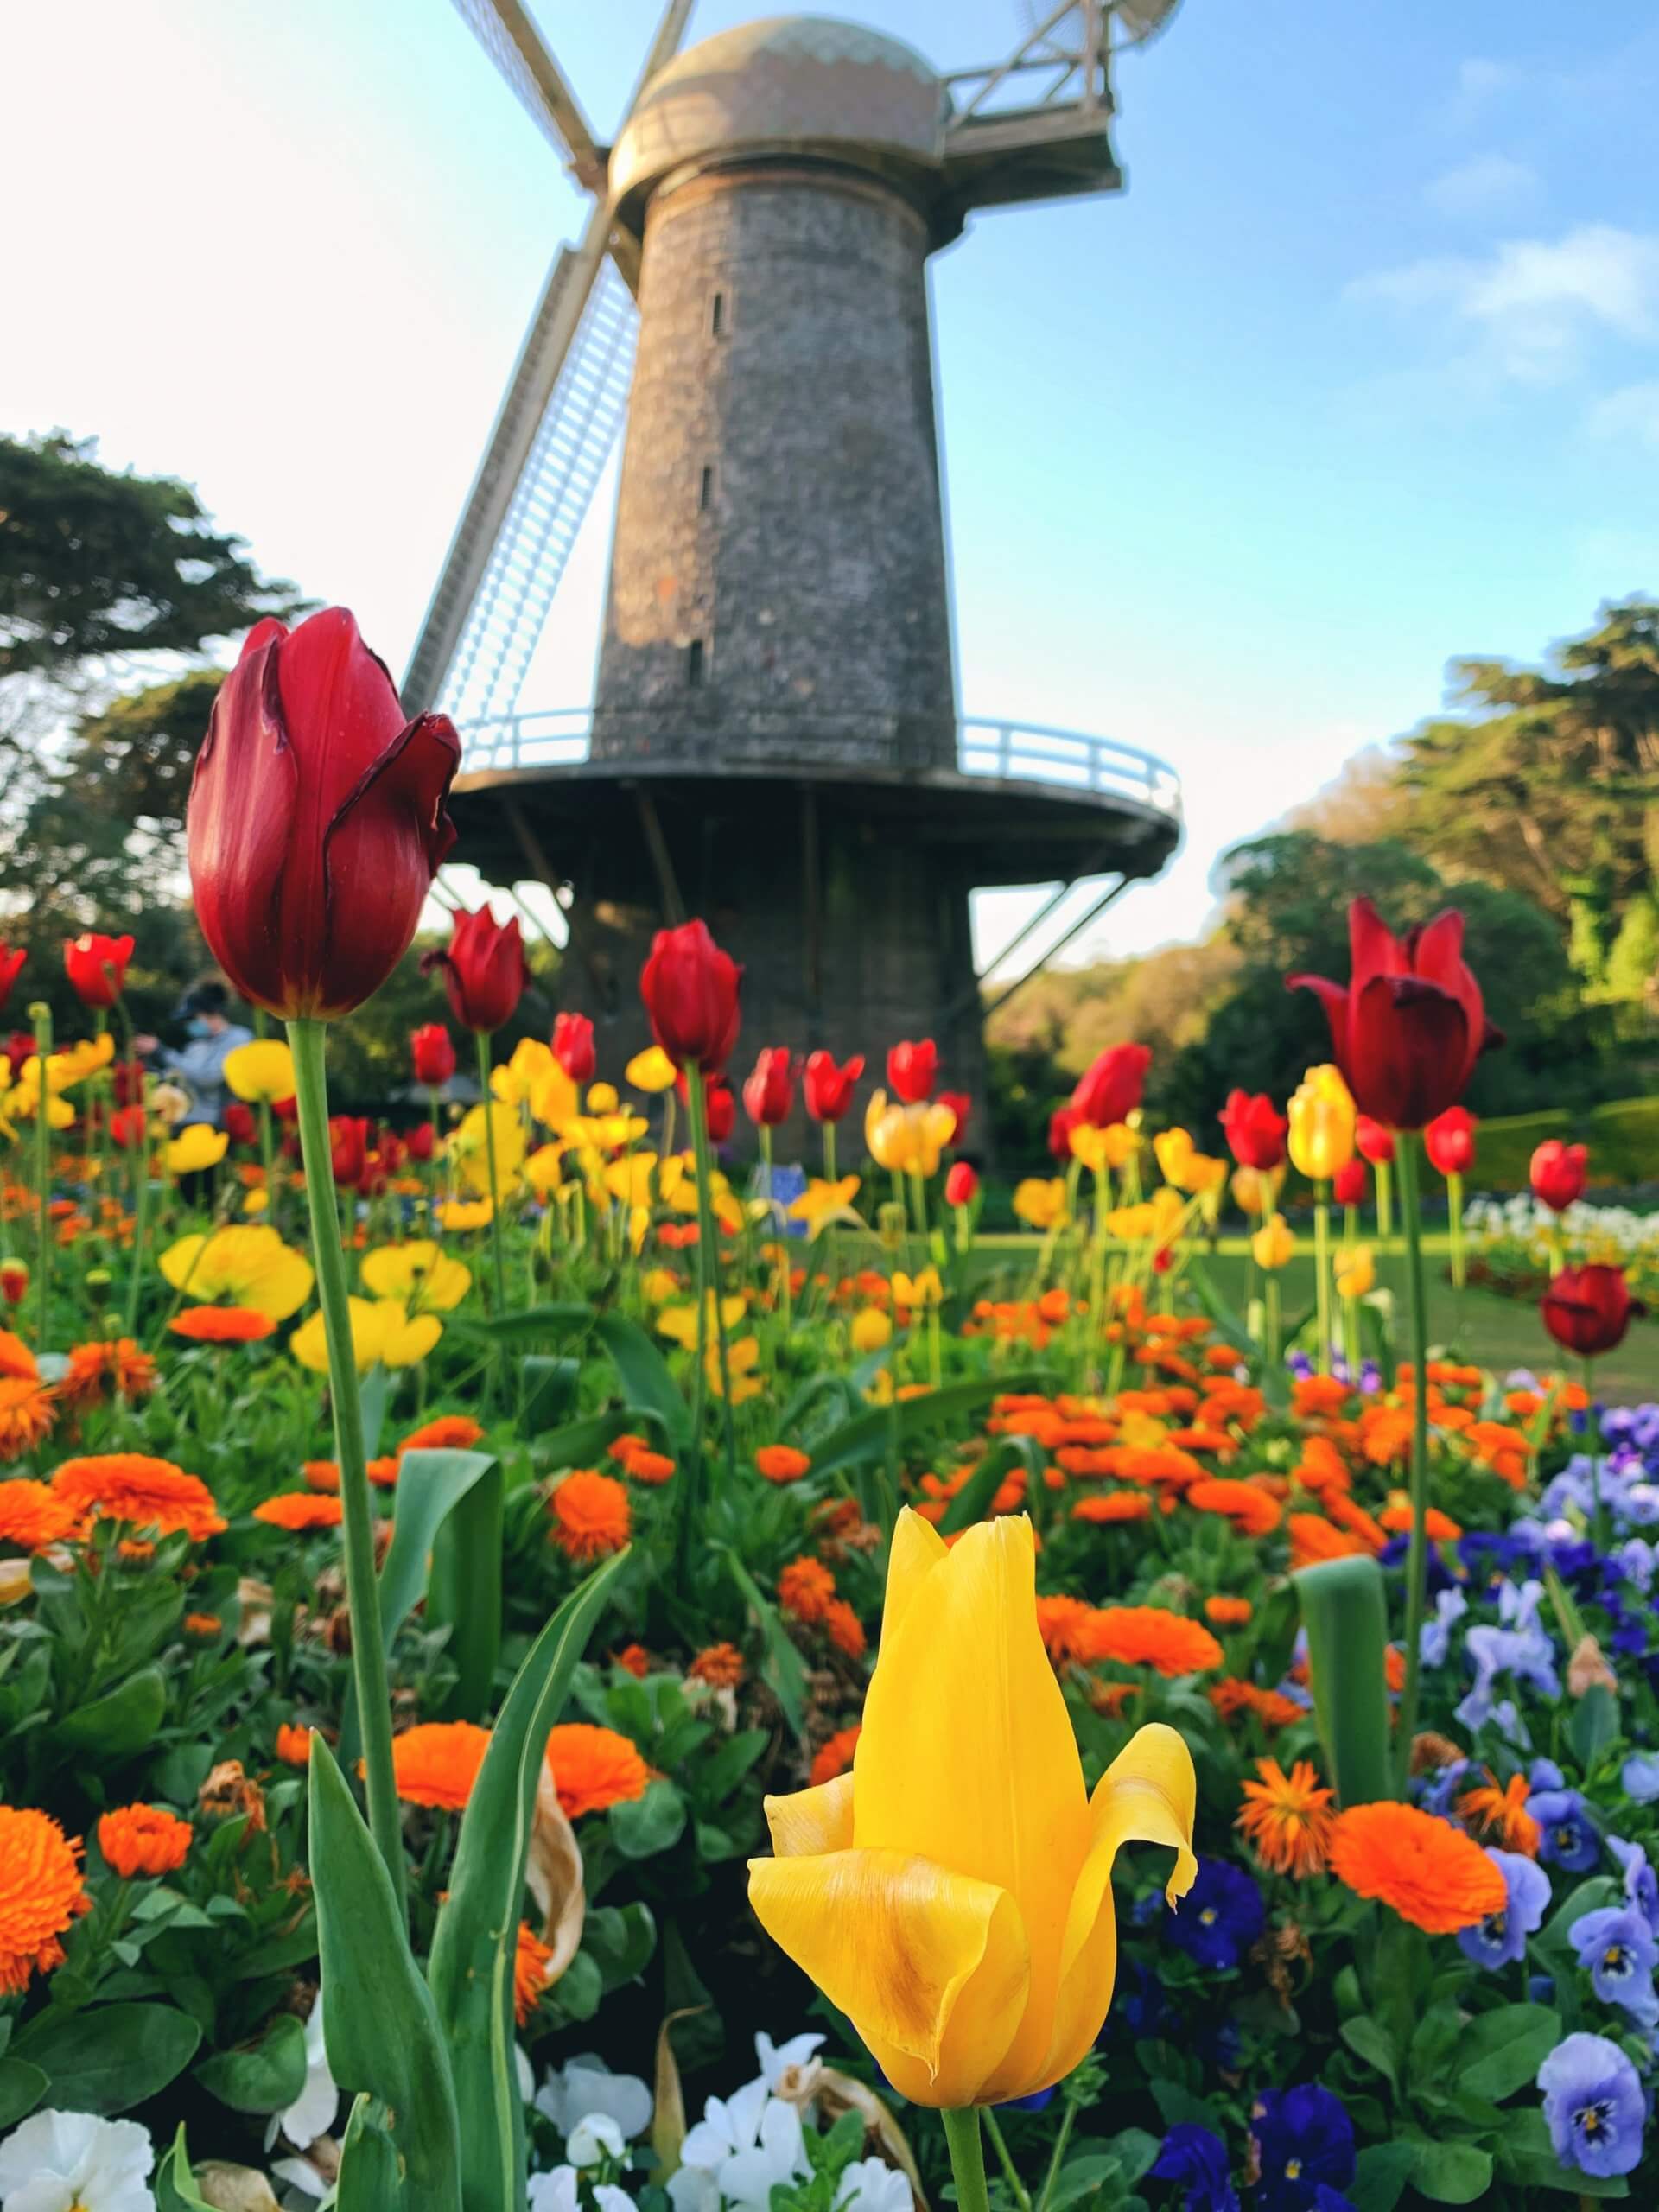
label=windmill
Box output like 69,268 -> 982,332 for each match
407,1 -> 1185,1130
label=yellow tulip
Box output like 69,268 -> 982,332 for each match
1012,1179 -> 1067,1232
1335,1244 -> 1376,1300
1287,1065 -> 1356,1182
524,1144 -> 564,1198
892,1268 -> 944,1311
865,1092 -> 953,1179
850,1308 -> 893,1354
159,1225 -> 314,1320
491,1038 -> 556,1110
709,1332 -> 763,1404
865,1090 -> 910,1173
656,1292 -> 747,1350
788,1175 -> 862,1236
1152,1128 -> 1196,1189
451,1102 -> 526,1198
359,1240 -> 472,1313
748,1512 -> 1196,2106
1252,1214 -> 1295,1270
626,1046 -> 677,1094
529,1064 -> 580,1132
606,1153 -> 661,1208
1230,1166 -> 1274,1216
587,1081 -> 620,1114
640,1267 -> 681,1303
223,1039 -> 295,1104
168,1124 -> 230,1175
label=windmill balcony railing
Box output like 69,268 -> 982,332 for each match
453,709 -> 1183,824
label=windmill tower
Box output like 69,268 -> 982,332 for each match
408,2 -> 1184,1126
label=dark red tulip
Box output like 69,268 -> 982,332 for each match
1332,1159 -> 1368,1207
742,1047 -> 796,1128
188,607 -> 459,1019
1531,1139 -> 1588,1214
425,907 -> 528,1035
887,1039 -> 938,1104
1071,1043 -> 1151,1129
110,1105 -> 147,1151
1425,1105 -> 1477,1177
1289,897 -> 1497,1131
376,1131 -> 407,1180
1355,1116 -> 1396,1166
405,1121 -> 435,1162
3,1033 -> 30,1080
703,1076 -> 736,1145
640,919 -> 742,1074
222,1103 -> 257,1147
1218,1089 -> 1287,1172
552,1011 -> 596,1084
329,1116 -> 371,1188
0,944 -> 26,1015
272,1094 -> 298,1126
937,1090 -> 972,1144
1047,1103 -> 1084,1164
1541,1265 -> 1644,1359
410,1022 -> 457,1088
111,1058 -> 147,1109
945,1161 -> 979,1208
64,932 -> 134,1008
803,1051 -> 863,1123
0,1262 -> 26,1306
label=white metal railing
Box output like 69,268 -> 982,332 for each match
453,708 -> 1182,824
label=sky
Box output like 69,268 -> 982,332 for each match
6,1 -> 1659,976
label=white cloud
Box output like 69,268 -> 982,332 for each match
1423,153 -> 1539,222
1584,381 -> 1659,454
1441,56 -> 1526,130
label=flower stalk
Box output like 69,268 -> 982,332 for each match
30,1001 -> 51,1349
941,2108 -> 991,2212
1393,1135 -> 1432,1790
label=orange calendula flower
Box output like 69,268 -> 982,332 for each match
824,1599 -> 867,1660
253,1493 -> 344,1532
514,1920 -> 556,2024
690,1642 -> 745,1688
619,1446 -> 676,1485
778,1556 -> 836,1625
399,1414 -> 486,1454
0,1376 -> 56,1464
1090,1606 -> 1223,1678
168,1306 -> 275,1344
548,1469 -> 632,1561
1379,1491 -> 1463,1542
1327,1801 -> 1509,1933
0,1332 -> 38,1382
59,1338 -> 157,1408
1205,1595 -> 1253,1628
1185,1478 -> 1281,1537
51,1454 -> 225,1541
1071,1491 -> 1152,1524
0,1478 -> 79,1551
1236,1758 -> 1337,1878
1287,1512 -> 1370,1571
391,1720 -> 492,1810
1035,1594 -> 1102,1667
97,1802 -> 193,1878
614,1643 -> 652,1679
182,1611 -> 222,1638
302,1460 -> 341,1493
544,1722 -> 650,1820
810,1724 -> 861,1787
1457,1770 -> 1541,1857
275,1724 -> 312,1768
365,1455 -> 401,1488
756,1445 -> 812,1484
1208,1679 -> 1306,1730
0,1807 -> 89,1993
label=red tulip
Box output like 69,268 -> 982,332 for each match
329,1116 -> 371,1188
425,908 -> 528,1035
272,1094 -> 298,1126
640,919 -> 742,1074
405,1121 -> 435,1162
1541,1265 -> 1644,1359
1289,897 -> 1497,1130
742,1047 -> 796,1128
552,1011 -> 596,1084
410,1022 -> 457,1087
377,1131 -> 407,1179
887,1039 -> 938,1104
803,1051 -> 863,1122
937,1090 -> 972,1144
64,932 -> 134,1008
2,1033 -> 30,1080
1047,1103 -> 1084,1164
188,607 -> 460,1019
110,1105 -> 147,1151
1425,1106 -> 1477,1177
1071,1043 -> 1151,1128
222,1103 -> 257,1147
1355,1116 -> 1396,1166
0,1261 -> 26,1306
0,944 -> 25,1015
704,1077 -> 736,1145
1531,1139 -> 1588,1214
1332,1159 -> 1368,1207
1218,1089 -> 1287,1172
945,1161 -> 979,1208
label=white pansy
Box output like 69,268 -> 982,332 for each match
835,2157 -> 915,2212
677,2080 -> 807,2212
566,2114 -> 626,2170
270,2001 -> 338,2152
665,2167 -> 721,2212
754,2031 -> 824,2088
535,2056 -> 652,2142
528,2171 -> 632,2212
0,2110 -> 156,2212
517,2045 -> 537,2105
270,2154 -> 330,2202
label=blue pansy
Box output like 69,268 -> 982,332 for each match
1418,1586 -> 1468,1667
1419,1758 -> 1470,1818
1608,1835 -> 1659,1936
1622,1752 -> 1659,1804
1537,2031 -> 1646,2177
1249,2084 -> 1356,2210
1148,2123 -> 1239,2212
1569,1905 -> 1659,2027
1165,1860 -> 1265,1972
1531,1789 -> 1600,1872
1458,1848 -> 1552,1970
1529,1758 -> 1566,1791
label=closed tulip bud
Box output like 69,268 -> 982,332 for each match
64,932 -> 134,1008
110,1105 -> 148,1151
640,918 -> 742,1074
552,1011 -> 596,1084
0,944 -> 24,1016
945,1160 -> 979,1208
1070,1043 -> 1151,1129
703,1076 -> 736,1146
802,1050 -> 863,1122
0,1259 -> 27,1305
222,1103 -> 256,1147
410,1022 -> 457,1088
1424,1105 -> 1477,1177
1355,1115 -> 1395,1166
404,1120 -> 435,1161
329,1116 -> 371,1189
188,607 -> 460,1018
742,1046 -> 797,1128
1335,1244 -> 1376,1299
1287,1065 -> 1356,1182
1231,1166 -> 1270,1217
937,1090 -> 972,1144
1530,1138 -> 1588,1214
1218,1089 -> 1287,1172
1253,1213 -> 1295,1270
425,907 -> 528,1035
1332,1158 -> 1368,1207
1541,1265 -> 1643,1358
887,1039 -> 938,1104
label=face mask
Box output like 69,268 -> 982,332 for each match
187,1018 -> 212,1039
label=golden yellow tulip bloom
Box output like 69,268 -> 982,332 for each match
1152,1128 -> 1195,1189
1287,1065 -> 1356,1182
223,1039 -> 295,1103
1012,1179 -> 1067,1232
850,1307 -> 893,1354
359,1241 -> 471,1313
788,1175 -> 862,1236
587,1081 -> 620,1115
1252,1214 -> 1295,1271
1230,1165 -> 1277,1217
606,1152 -> 662,1208
865,1090 -> 909,1172
865,1091 -> 954,1178
656,1291 -> 747,1350
529,1064 -> 580,1132
1071,1122 -> 1139,1173
491,1038 -> 556,1110
892,1268 -> 944,1310
524,1143 -> 564,1198
748,1512 -> 1196,2106
160,1225 -> 314,1320
1335,1244 -> 1376,1300
168,1124 -> 230,1175
626,1046 -> 677,1094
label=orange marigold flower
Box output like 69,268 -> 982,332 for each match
1457,1770 -> 1541,1856
1205,1594 -> 1253,1627
689,1641 -> 745,1688
755,1445 -> 811,1484
823,1598 -> 867,1660
0,1376 -> 56,1464
1287,1512 -> 1370,1571
548,1469 -> 632,1561
399,1414 -> 486,1454
544,1722 -> 650,1819
1186,1477 -> 1281,1537
514,1920 -> 555,2025
275,1724 -> 312,1768
0,1477 -> 79,1551
1071,1490 -> 1152,1524
1327,1801 -> 1510,1933
1325,1493 -> 1389,1551
0,1806 -> 88,1993
1379,1491 -> 1463,1542
182,1611 -> 222,1638
51,1454 -> 225,1541
1089,1605 -> 1223,1677
1034,1593 -> 1101,1666
0,1332 -> 37,1382
391,1719 -> 492,1810
60,1338 -> 157,1408
1209,1678 -> 1306,1730
365,1455 -> 401,1488
253,1492 -> 343,1531
810,1724 -> 861,1787
1236,1758 -> 1337,1878
97,1802 -> 192,1878
620,1447 -> 676,1485
1385,1643 -> 1407,1693
168,1306 -> 275,1344
302,1459 -> 340,1493
778,1555 -> 836,1624
614,1643 -> 652,1679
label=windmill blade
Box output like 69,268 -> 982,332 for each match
447,0 -> 604,185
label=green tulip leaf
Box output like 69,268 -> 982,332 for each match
938,1434 -> 1046,1535
721,1549 -> 808,1741
1294,1554 -> 1395,1807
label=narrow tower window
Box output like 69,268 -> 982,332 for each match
687,639 -> 705,688
710,290 -> 725,337
698,465 -> 713,512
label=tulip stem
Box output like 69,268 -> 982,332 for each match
982,2110 -> 1032,2212
286,1016 -> 406,1920
1313,1189 -> 1332,1376
941,2109 -> 991,2212
1035,2100 -> 1077,2212
30,1002 -> 51,1351
1393,1135 -> 1431,1792
474,1031 -> 508,1316
685,1070 -> 737,1516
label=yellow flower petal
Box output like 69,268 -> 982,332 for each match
765,1773 -> 855,1858
167,1125 -> 229,1174
626,1046 -> 677,1094
222,1039 -> 295,1103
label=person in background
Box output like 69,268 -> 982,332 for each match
134,982 -> 253,1128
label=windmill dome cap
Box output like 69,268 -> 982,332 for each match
609,15 -> 950,211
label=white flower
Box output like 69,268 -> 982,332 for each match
677,2080 -> 807,2212
535,2056 -> 652,2142
836,2157 -> 915,2212
754,2031 -> 824,2089
0,2110 -> 156,2212
270,1999 -> 338,2153
567,2114 -> 626,2170
528,2170 -> 633,2212
270,2154 -> 330,2202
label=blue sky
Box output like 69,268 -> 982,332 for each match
5,2 -> 1657,968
